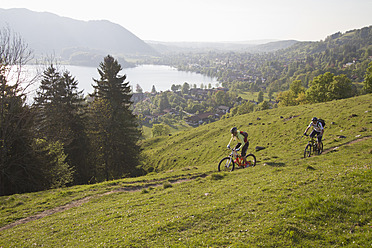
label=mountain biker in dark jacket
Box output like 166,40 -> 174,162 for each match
304,117 -> 324,151
228,127 -> 249,166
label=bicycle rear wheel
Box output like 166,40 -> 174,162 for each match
218,157 -> 235,172
245,154 -> 256,167
318,142 -> 323,154
304,144 -> 312,158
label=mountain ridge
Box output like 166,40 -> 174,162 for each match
0,8 -> 158,59
146,39 -> 298,53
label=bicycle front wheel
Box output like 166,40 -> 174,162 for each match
245,154 -> 256,167
218,157 -> 235,172
304,144 -> 312,158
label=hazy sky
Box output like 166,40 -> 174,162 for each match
1,0 -> 371,42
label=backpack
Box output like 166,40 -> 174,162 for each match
240,131 -> 248,142
318,118 -> 325,128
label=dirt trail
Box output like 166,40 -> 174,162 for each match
0,174 -> 206,232
323,136 -> 371,154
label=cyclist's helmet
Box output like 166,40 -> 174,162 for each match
230,127 -> 238,134
312,117 -> 318,122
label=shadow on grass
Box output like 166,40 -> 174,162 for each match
265,162 -> 286,167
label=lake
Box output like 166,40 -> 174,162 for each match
13,64 -> 218,99
65,64 -> 219,94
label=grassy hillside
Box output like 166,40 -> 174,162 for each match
140,94 -> 371,173
0,94 -> 371,247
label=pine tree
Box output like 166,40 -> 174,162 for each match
90,55 -> 141,180
34,65 -> 91,184
0,28 -> 75,195
0,70 -> 34,195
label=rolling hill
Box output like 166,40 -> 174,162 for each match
0,94 -> 371,246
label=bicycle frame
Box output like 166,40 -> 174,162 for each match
218,145 -> 257,172
228,146 -> 252,167
308,137 -> 317,148
304,135 -> 323,158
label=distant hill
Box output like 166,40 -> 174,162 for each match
0,8 -> 158,65
147,39 -> 298,53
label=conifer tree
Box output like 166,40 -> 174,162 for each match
0,70 -> 34,195
90,55 -> 141,180
34,65 -> 91,184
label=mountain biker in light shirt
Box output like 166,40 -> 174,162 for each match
228,127 -> 249,167
304,117 -> 324,151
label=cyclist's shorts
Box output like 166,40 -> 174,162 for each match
310,130 -> 322,143
241,142 -> 249,157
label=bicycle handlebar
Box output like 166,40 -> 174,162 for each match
226,145 -> 239,151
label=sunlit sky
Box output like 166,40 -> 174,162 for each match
1,0 -> 371,42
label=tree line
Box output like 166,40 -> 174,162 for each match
277,62 -> 372,106
0,29 -> 141,195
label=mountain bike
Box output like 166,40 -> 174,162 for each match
218,145 -> 256,172
304,135 -> 323,158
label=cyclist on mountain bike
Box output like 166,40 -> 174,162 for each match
304,117 -> 324,151
228,127 -> 249,167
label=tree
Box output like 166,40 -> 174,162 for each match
0,28 -> 75,195
236,101 -> 255,116
257,91 -> 264,103
0,70 -> 36,195
136,84 -> 143,93
0,27 -> 36,195
258,100 -> 271,110
214,90 -> 228,106
277,90 -> 296,106
159,92 -> 170,111
34,65 -> 91,184
32,139 -> 73,190
290,80 -> 305,96
151,85 -> 157,94
152,123 -> 170,137
307,72 -> 355,103
90,55 -> 141,180
181,82 -> 190,95
171,84 -> 180,92
268,89 -> 274,101
306,72 -> 334,103
327,74 -> 354,100
363,62 -> 372,93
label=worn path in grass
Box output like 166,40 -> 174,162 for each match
0,173 -> 207,232
323,135 -> 371,154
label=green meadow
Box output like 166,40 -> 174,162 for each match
0,94 -> 371,247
